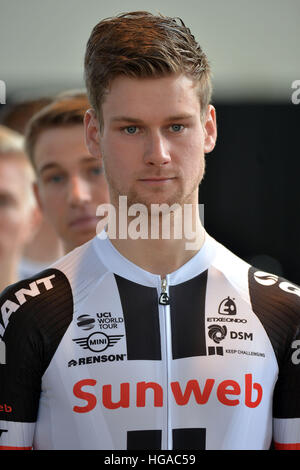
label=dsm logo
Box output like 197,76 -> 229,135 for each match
73,332 -> 123,353
208,325 -> 227,344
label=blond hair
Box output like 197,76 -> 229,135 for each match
0,125 -> 36,209
0,125 -> 24,154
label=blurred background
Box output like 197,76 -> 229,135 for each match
0,0 -> 299,282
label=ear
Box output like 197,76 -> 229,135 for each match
21,192 -> 43,246
25,205 -> 43,244
203,105 -> 217,154
84,108 -> 102,158
33,181 -> 43,211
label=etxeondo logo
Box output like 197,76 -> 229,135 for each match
72,374 -> 263,413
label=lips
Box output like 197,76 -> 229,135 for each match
138,176 -> 176,184
69,215 -> 99,231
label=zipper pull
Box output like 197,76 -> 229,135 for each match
159,277 -> 170,305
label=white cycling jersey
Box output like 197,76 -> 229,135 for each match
1,231 -> 300,450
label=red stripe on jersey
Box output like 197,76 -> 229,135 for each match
0,445 -> 32,450
275,442 -> 300,450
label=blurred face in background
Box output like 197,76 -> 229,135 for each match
34,124 -> 109,252
0,154 -> 35,259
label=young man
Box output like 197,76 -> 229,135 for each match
1,12 -> 300,450
0,126 -> 37,290
25,92 -> 109,253
1,97 -> 64,278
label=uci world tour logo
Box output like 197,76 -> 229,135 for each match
76,314 -> 95,331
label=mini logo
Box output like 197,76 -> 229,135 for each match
208,324 -> 227,343
76,314 -> 95,331
218,297 -> 237,316
254,271 -> 278,286
73,332 -> 123,352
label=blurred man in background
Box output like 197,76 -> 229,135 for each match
25,92 -> 109,253
0,125 -> 37,290
0,98 -> 63,277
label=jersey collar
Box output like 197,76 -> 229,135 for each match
92,230 -> 217,288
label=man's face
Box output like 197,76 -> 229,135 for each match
0,156 -> 34,258
34,124 -> 109,252
86,74 -> 216,210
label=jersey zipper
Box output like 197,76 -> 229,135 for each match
159,278 -> 170,306
159,276 -> 172,449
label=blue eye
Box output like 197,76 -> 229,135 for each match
50,175 -> 64,183
170,124 -> 183,132
124,126 -> 138,135
90,167 -> 103,175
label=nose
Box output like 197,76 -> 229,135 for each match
67,176 -> 91,206
143,131 -> 171,166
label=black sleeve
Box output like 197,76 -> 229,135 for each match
0,268 -> 73,449
248,267 -> 300,449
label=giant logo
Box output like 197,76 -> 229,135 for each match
0,275 -> 56,329
0,338 -> 5,365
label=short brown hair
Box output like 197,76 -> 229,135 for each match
84,11 -> 212,130
0,97 -> 52,135
25,92 -> 90,168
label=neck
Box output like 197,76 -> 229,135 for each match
108,201 -> 205,277
0,257 -> 19,292
22,218 -> 63,264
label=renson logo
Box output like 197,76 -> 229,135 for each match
73,374 -> 263,413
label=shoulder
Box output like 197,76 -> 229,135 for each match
209,237 -> 300,361
0,237 -> 109,339
0,267 -> 73,338
248,267 -> 300,347
209,236 -> 300,320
